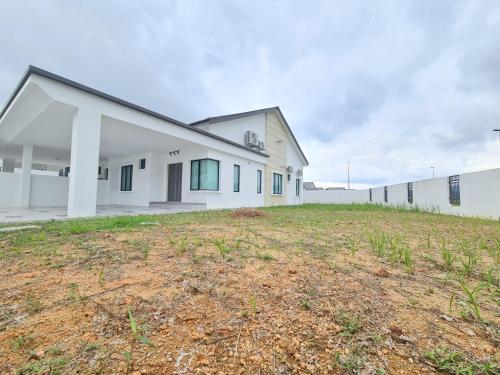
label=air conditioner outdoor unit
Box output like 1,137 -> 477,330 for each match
257,141 -> 265,150
245,130 -> 258,146
287,166 -> 294,173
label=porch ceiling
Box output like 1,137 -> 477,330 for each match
100,116 -> 206,158
1,102 -> 207,167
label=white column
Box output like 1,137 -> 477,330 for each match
67,107 -> 101,218
20,145 -> 33,207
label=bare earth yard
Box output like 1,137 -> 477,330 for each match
0,204 -> 498,374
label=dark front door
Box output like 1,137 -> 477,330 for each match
167,163 -> 183,202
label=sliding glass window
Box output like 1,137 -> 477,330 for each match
190,159 -> 219,191
120,165 -> 133,191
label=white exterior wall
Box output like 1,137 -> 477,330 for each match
148,149 -> 210,205
304,189 -> 369,204
107,153 -> 151,207
205,149 -> 266,209
0,172 -> 21,207
386,183 -> 407,206
371,186 -> 384,204
286,142 -> 305,205
97,180 -> 109,206
0,173 -> 109,208
195,114 -> 266,147
30,175 -> 68,207
304,168 -> 500,220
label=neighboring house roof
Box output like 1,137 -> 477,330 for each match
191,107 -> 309,166
0,65 -> 268,157
303,181 -> 317,190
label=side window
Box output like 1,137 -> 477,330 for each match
257,170 -> 262,194
273,173 -> 283,195
384,186 -> 388,203
407,182 -> 413,204
233,165 -> 240,192
449,175 -> 460,205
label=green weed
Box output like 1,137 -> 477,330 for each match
450,280 -> 485,322
439,238 -> 455,271
335,311 -> 362,336
214,238 -> 232,259
425,346 -> 498,374
67,283 -> 83,304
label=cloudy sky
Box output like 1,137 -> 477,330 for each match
1,0 -> 500,187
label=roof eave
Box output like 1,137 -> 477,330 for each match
0,66 -> 268,158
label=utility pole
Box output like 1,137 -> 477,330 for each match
347,161 -> 350,190
494,129 -> 500,143
430,166 -> 435,179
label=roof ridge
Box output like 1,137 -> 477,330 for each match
190,107 -> 279,126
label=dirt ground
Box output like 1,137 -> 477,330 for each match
0,204 -> 498,374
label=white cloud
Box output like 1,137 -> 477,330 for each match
1,0 -> 499,187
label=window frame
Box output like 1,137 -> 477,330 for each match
257,169 -> 262,194
296,178 -> 300,196
369,188 -> 372,202
272,172 -> 283,195
384,186 -> 388,203
190,158 -> 220,191
233,164 -> 240,192
407,182 -> 413,204
139,158 -> 146,170
449,175 -> 460,206
120,164 -> 133,192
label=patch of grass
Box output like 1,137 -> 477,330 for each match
334,351 -> 365,372
346,237 -> 360,255
425,346 -> 498,374
67,282 -> 83,304
368,231 -> 413,273
12,335 -> 35,353
214,238 -> 232,259
128,239 -> 151,260
98,270 -> 105,287
24,292 -> 43,314
439,238 -> 456,271
127,308 -> 155,347
17,356 -> 69,375
457,239 -> 479,277
255,252 -> 274,261
83,341 -> 101,352
335,310 -> 363,336
300,299 -> 312,310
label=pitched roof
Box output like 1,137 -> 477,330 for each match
0,66 -> 268,157
191,107 -> 309,165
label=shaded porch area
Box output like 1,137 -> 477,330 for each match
0,202 -> 206,223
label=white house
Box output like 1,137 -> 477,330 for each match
0,66 -> 308,219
